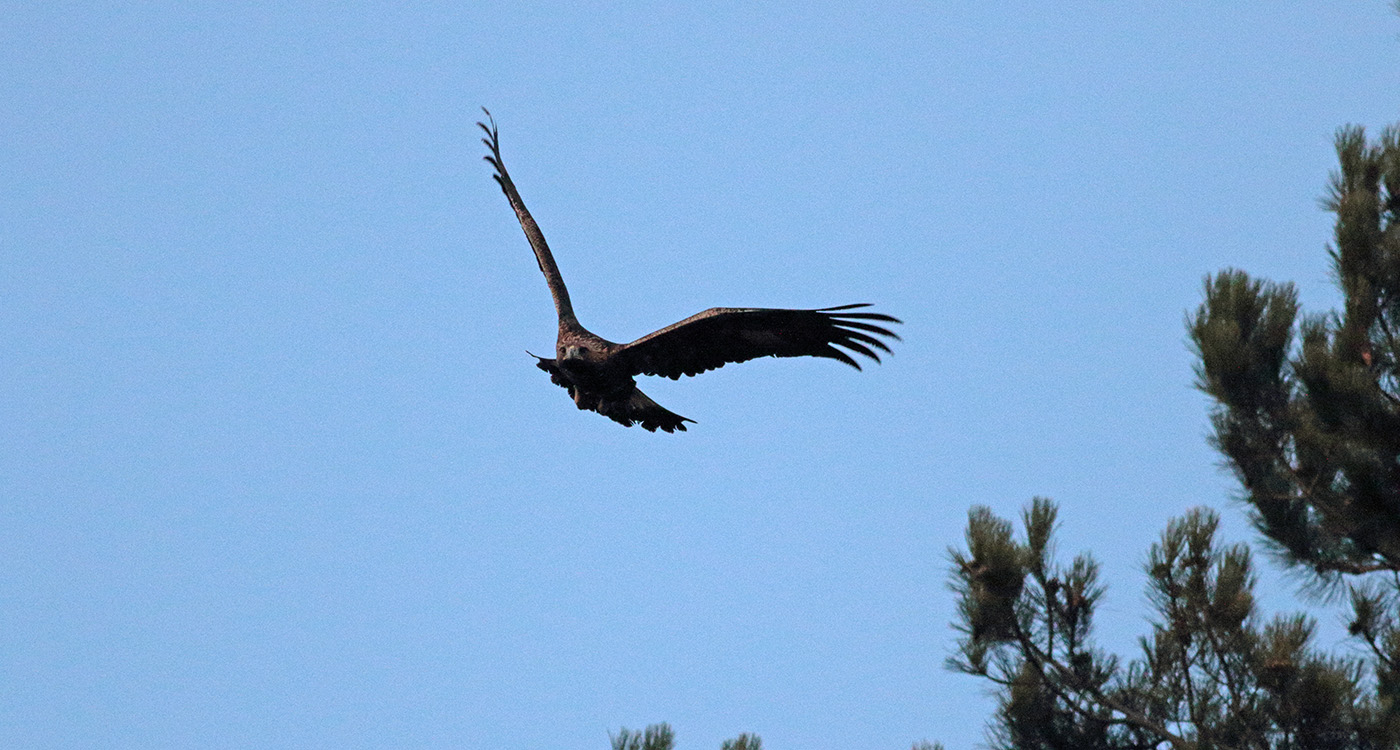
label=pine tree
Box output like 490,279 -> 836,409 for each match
611,723 -> 676,750
1191,125 -> 1400,578
1190,124 -> 1400,728
950,499 -> 1395,749
609,723 -> 764,750
949,125 -> 1400,748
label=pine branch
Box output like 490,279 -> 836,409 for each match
1009,617 -> 1191,749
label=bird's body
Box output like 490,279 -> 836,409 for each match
479,110 -> 899,432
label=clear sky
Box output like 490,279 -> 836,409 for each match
4,3 -> 1399,748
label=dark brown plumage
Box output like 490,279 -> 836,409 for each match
479,109 -> 900,432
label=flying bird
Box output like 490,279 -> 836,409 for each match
478,109 -> 900,432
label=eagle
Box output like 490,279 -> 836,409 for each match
479,109 -> 900,432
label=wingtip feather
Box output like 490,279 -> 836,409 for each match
841,329 -> 893,353
837,339 -> 881,362
819,345 -> 863,370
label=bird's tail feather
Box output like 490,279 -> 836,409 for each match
601,388 -> 694,433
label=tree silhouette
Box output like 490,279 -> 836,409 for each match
950,124 -> 1400,748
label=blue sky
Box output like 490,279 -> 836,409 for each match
4,3 -> 1399,748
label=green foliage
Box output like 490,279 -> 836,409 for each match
950,500 -> 1399,749
612,724 -> 675,750
609,724 -> 763,750
720,734 -> 762,750
951,122 -> 1400,750
1185,122 -> 1400,744
1189,126 -> 1400,577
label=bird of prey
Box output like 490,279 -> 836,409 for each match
478,109 -> 900,432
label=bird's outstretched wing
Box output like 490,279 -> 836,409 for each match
532,356 -> 694,433
477,109 -> 546,255
478,108 -> 579,323
613,304 -> 901,380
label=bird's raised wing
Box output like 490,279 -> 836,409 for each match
477,108 -> 578,325
477,110 -> 542,254
614,304 -> 900,379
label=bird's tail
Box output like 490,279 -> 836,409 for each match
602,387 -> 694,433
